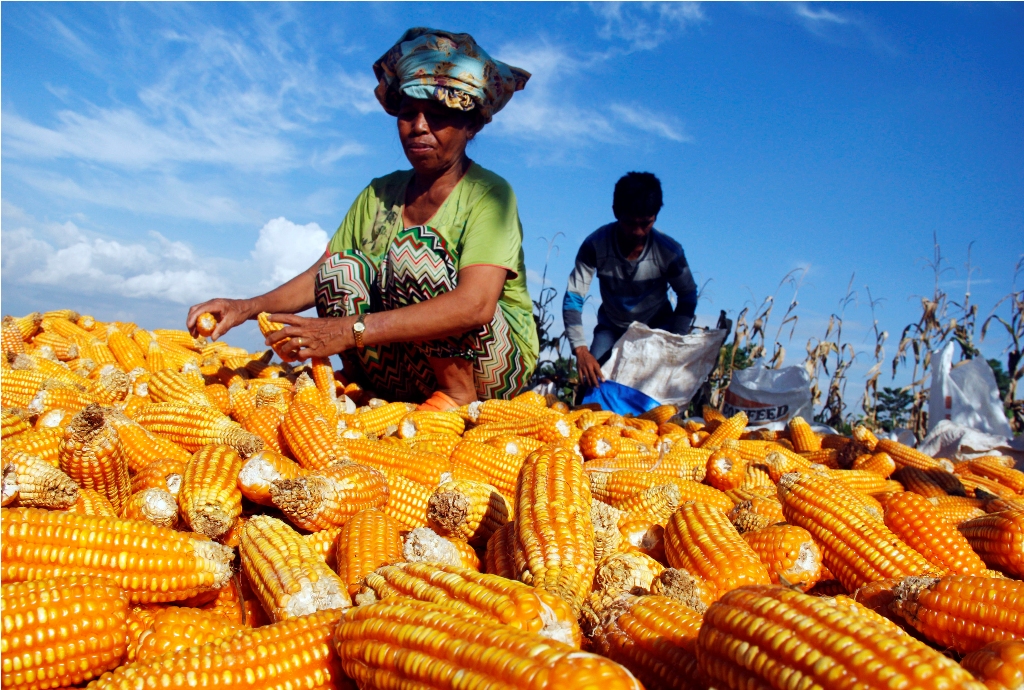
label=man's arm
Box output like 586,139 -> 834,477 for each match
666,249 -> 699,334
562,239 -> 604,387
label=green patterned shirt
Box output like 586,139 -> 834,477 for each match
328,163 -> 538,374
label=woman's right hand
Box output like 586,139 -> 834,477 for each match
186,298 -> 256,341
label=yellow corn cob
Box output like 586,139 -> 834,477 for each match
134,605 -> 244,663
300,525 -> 343,570
984,495 -> 1024,513
357,562 -> 582,647
512,445 -> 595,615
874,438 -> 950,471
88,608 -> 349,690
58,404 -> 131,512
512,389 -> 550,408
428,478 -> 510,546
195,311 -> 219,337
64,487 -> 119,516
584,594 -> 703,690
959,508 -> 1024,577
728,495 -> 786,533
31,331 -> 80,360
614,483 -> 680,525
106,328 -> 147,371
648,567 -> 716,612
968,456 -> 1024,493
333,598 -> 641,689
89,367 -> 131,405
2,507 -> 233,602
697,410 -> 747,449
851,450 -> 896,476
467,398 -> 550,424
108,411 -> 193,473
664,502 -> 771,599
341,437 -> 448,485
464,412 -> 574,445
580,425 -> 623,460
742,523 -> 823,591
697,584 -> 986,690
960,640 -> 1024,690
124,603 -> 164,662
1,427 -> 63,466
649,445 -> 710,483
893,465 -> 966,497
148,368 -> 214,407
1,369 -> 48,408
32,407 -> 72,430
121,487 -> 179,528
237,449 -> 307,506
347,401 -> 415,436
397,409 -> 465,438
484,521 -> 517,578
128,459 -> 186,498
891,575 -> 1024,654
270,461 -> 388,531
134,402 -> 263,456
449,533 -> 482,571
787,415 -> 820,452
929,496 -> 989,525
241,404 -> 287,452
378,470 -> 432,529
589,551 -> 666,604
777,471 -> 942,591
333,508 -> 404,595
1,407 -> 31,440
882,490 -> 987,575
2,451 -> 78,509
4,312 -> 42,341
202,382 -> 231,415
240,514 -> 350,623
590,500 -> 624,562
960,471 -> 1019,499
637,403 -> 678,426
152,328 -> 200,350
178,444 -> 244,538
485,433 -> 546,458
704,446 -> 748,491
587,469 -> 733,511
406,432 -> 461,457
1,575 -> 130,690
280,400 -> 343,469
25,380 -> 96,416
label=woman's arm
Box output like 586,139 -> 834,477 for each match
186,259 -> 321,340
266,264 -> 507,360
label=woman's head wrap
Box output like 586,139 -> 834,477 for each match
373,28 -> 529,124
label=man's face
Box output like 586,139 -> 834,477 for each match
617,214 -> 657,241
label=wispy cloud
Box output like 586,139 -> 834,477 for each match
608,104 -> 694,143
788,3 -> 896,54
592,2 -> 706,52
793,3 -> 850,26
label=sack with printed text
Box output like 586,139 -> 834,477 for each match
722,362 -> 813,425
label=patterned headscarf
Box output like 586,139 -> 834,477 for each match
373,28 -> 530,124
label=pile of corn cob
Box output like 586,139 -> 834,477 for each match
2,308 -> 1023,690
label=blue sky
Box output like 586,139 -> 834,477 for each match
3,2 -> 1022,415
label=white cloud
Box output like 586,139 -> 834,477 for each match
793,3 -> 850,25
592,2 -> 706,52
2,207 -> 328,306
608,104 -> 694,143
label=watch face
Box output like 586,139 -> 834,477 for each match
353,322 -> 366,333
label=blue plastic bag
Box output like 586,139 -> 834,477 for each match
580,380 -> 661,416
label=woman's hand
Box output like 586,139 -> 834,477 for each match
187,298 -> 256,341
574,345 -> 605,388
265,313 -> 356,362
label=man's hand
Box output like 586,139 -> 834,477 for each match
186,298 -> 255,341
265,313 -> 356,362
574,346 -> 605,388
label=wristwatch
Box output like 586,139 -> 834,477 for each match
352,314 -> 367,349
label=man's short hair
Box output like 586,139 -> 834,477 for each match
612,172 -> 663,220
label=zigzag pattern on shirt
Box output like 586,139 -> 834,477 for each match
469,307 -> 528,400
382,225 -> 458,309
355,342 -> 435,402
315,251 -> 376,318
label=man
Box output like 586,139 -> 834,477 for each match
562,172 -> 699,387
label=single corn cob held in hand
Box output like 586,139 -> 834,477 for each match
664,502 -> 771,599
428,478 -> 510,546
239,515 -> 350,622
59,403 -> 131,512
333,597 -> 642,690
742,523 -> 823,591
697,584 -> 987,690
195,311 -> 218,338
891,575 -> 1024,654
130,457 -> 185,496
960,640 -> 1024,690
2,451 -> 78,509
134,402 -> 263,457
270,461 -> 388,531
177,444 -> 244,538
134,606 -> 244,663
883,491 -> 988,575
87,608 -> 351,690
237,449 -> 306,506
335,509 -> 403,596
1,576 -> 130,690
777,471 -> 941,591
512,445 -> 596,616
356,562 -> 582,647
121,487 -> 178,528
959,508 -> 1024,577
2,507 -> 233,602
584,594 -> 704,690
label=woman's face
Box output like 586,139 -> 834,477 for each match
397,97 -> 479,174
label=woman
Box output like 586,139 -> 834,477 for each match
187,28 -> 538,410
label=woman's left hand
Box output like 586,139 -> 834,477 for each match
264,313 -> 355,361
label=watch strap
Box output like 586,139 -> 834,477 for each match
353,313 -> 367,349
